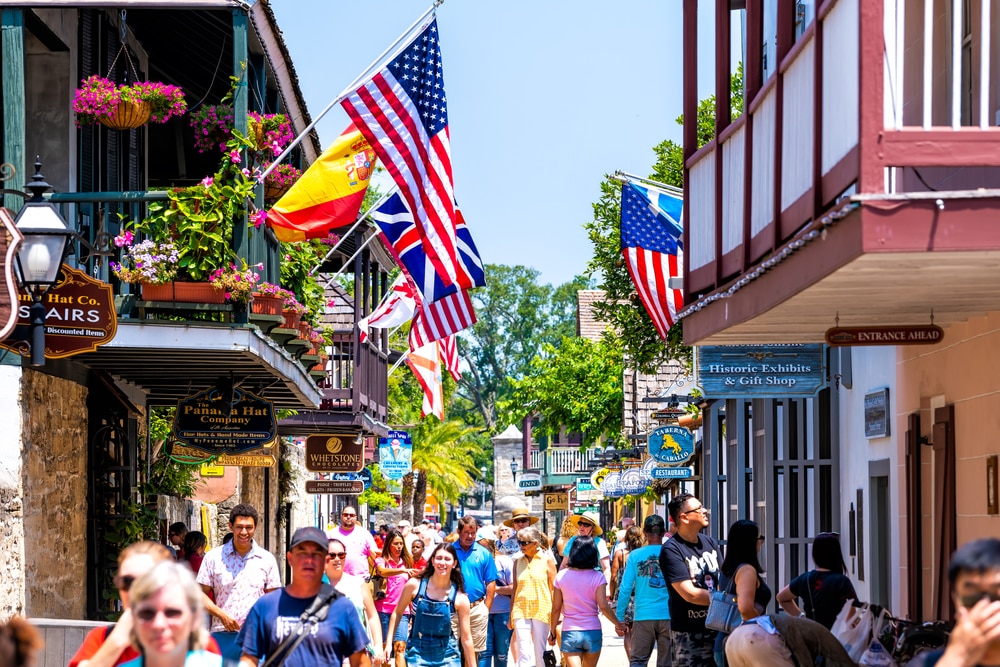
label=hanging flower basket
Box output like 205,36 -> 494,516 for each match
99,99 -> 152,130
264,164 -> 302,202
142,281 -> 226,304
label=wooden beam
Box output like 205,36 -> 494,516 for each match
231,7 -> 249,305
1,8 -> 25,213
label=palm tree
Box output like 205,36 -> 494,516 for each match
409,419 -> 479,523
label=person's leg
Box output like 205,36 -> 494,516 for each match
624,628 -> 633,659
394,613 -> 410,667
580,630 -> 602,667
493,612 -> 513,667
580,652 -> 601,667
671,630 -> 716,667
480,616 -> 495,667
530,619 -> 549,667
562,655 -> 583,667
629,620 -> 655,667
514,619 -> 535,667
654,621 -> 672,667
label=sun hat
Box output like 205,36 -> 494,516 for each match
569,510 -> 604,536
477,526 -> 497,542
502,507 -> 539,528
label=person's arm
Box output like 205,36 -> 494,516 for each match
377,562 -> 411,577
776,584 -> 803,617
932,598 -> 1000,667
609,550 -> 623,599
546,557 -> 557,591
385,579 -> 417,659
734,564 -> 761,620
547,586 -> 564,645
239,655 -> 259,667
484,580 -> 496,610
201,585 -> 240,631
595,582 -> 627,634
455,593 -> 477,667
670,580 -> 711,606
360,580 -> 385,665
349,649 -> 373,667
616,555 -> 637,621
507,561 -> 520,630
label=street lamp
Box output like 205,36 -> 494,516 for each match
480,465 -> 488,512
12,159 -> 74,367
510,458 -> 518,479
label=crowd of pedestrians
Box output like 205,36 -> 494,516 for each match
52,497 -> 1000,667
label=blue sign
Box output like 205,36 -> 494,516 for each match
330,472 -> 359,481
651,466 -> 694,479
698,344 -> 826,397
358,467 -> 373,491
378,430 -> 412,481
648,426 -> 696,465
620,469 -> 649,495
602,471 -> 624,498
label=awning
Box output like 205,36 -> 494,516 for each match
78,321 -> 321,409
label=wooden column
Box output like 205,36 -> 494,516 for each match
1,9 -> 25,213
232,8 -> 250,294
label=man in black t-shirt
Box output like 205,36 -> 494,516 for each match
659,493 -> 723,667
907,538 -> 1000,667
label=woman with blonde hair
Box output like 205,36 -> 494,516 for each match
121,560 -> 217,667
509,526 -> 557,667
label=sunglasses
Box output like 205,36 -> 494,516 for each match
342,513 -> 356,517
959,591 -> 1000,609
114,575 -> 136,592
328,552 -> 347,560
757,535 -> 765,542
512,518 -> 530,523
135,607 -> 186,622
518,540 -> 534,547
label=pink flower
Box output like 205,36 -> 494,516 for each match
113,230 -> 134,248
229,149 -> 241,164
253,210 -> 268,229
201,176 -> 214,188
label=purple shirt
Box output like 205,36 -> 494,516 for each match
331,525 -> 377,578
554,569 -> 607,632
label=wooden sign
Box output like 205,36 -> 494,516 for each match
174,388 -> 276,455
0,264 -> 117,358
544,492 -> 569,511
0,208 -> 22,344
864,388 -> 890,438
650,408 -> 687,420
305,434 -> 364,472
305,479 -> 364,494
825,325 -> 944,346
172,443 -> 276,467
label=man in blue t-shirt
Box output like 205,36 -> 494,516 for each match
618,515 -> 672,667
452,516 -> 497,659
238,527 -> 369,667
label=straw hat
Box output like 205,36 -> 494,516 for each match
569,511 -> 604,536
502,507 -> 539,528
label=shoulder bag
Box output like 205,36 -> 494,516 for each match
370,559 -> 387,600
705,573 -> 742,633
258,584 -> 342,667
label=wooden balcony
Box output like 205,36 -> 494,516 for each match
682,0 -> 1000,344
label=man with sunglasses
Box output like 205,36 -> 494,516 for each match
909,538 -> 1000,667
332,506 -> 378,579
658,493 -> 722,667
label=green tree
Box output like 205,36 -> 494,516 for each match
457,264 -> 588,429
584,63 -> 744,373
504,336 -> 625,447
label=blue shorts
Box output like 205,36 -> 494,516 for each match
378,610 -> 411,643
560,629 -> 603,654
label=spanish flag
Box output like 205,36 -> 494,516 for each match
266,125 -> 377,242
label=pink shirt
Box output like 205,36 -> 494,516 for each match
374,557 -> 410,614
332,525 -> 377,577
554,569 -> 607,632
196,541 -> 282,631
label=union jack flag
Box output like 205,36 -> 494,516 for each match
372,192 -> 484,304
343,19 -> 474,290
620,182 -> 684,338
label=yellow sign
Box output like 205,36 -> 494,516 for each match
200,464 -> 225,477
173,443 -> 275,467
544,492 -> 569,511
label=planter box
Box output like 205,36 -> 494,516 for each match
281,309 -> 301,331
142,281 -> 225,304
251,294 -> 283,316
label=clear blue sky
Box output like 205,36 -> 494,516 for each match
270,1 -> 706,287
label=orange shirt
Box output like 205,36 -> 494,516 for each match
68,625 -> 221,667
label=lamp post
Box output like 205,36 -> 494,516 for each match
480,465 -> 488,514
510,458 -> 518,479
12,159 -> 74,367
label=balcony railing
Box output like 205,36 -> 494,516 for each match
685,0 -> 1000,297
534,446 -> 601,477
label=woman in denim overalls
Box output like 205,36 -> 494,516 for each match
386,543 -> 477,667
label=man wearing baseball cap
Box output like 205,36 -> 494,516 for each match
238,527 -> 371,666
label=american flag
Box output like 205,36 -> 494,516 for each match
343,19 -> 473,290
620,182 -> 684,338
409,288 -> 476,350
438,335 -> 462,381
372,192 -> 484,304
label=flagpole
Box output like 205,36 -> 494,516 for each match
388,352 -> 409,377
258,4 -> 441,182
612,170 -> 684,195
308,187 -> 397,276
322,231 -> 380,288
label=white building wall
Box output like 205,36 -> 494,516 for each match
837,346 -> 900,614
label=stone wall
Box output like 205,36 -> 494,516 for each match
0,367 -> 25,616
22,370 -> 88,619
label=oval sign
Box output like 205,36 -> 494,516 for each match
602,471 -> 623,498
591,466 -> 611,491
648,425 -> 696,466
621,468 -> 649,496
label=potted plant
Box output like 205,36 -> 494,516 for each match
189,103 -> 236,154
264,164 -> 302,202
209,259 -> 262,304
251,282 -> 287,316
190,105 -> 293,157
111,238 -> 179,287
73,75 -> 186,129
280,293 -> 308,331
